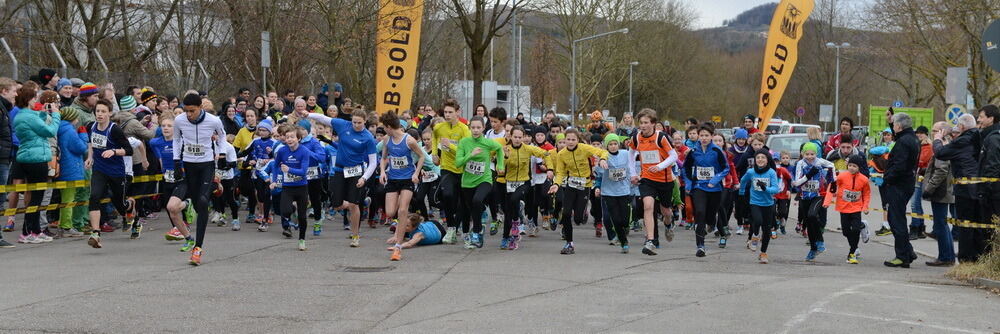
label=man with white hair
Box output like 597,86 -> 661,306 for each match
934,113 -> 983,262
882,112 -> 920,268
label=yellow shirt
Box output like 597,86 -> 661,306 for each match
554,143 -> 608,188
503,143 -> 552,182
432,121 -> 471,174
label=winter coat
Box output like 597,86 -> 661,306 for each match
933,128 -> 980,199
13,107 -> 60,164
0,98 -> 14,163
884,127 -> 919,188
922,158 -> 953,204
55,120 -> 89,181
979,123 -> 1000,200
111,110 -> 155,140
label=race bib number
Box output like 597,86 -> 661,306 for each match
640,150 -> 660,164
567,176 -> 587,190
754,178 -> 770,191
609,168 -> 626,181
465,161 -> 485,175
390,156 -> 408,170
184,143 -> 206,157
343,165 -> 363,178
842,190 -> 861,202
802,180 -> 820,193
421,170 -> 439,183
284,172 -> 302,183
696,167 -> 715,181
506,181 -> 525,193
306,166 -> 320,180
163,170 -> 175,183
256,160 -> 269,171
91,133 -> 108,149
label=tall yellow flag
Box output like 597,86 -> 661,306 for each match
758,0 -> 814,130
375,0 -> 424,115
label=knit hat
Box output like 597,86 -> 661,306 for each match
79,82 -> 98,96
140,91 -> 158,105
333,83 -> 343,93
847,155 -> 867,169
915,125 -> 928,134
258,120 -> 274,133
802,142 -> 819,154
603,133 -> 621,146
56,78 -> 72,90
38,68 -> 56,83
61,107 -> 80,122
771,151 -> 782,160
734,128 -> 749,140
744,114 -> 756,121
119,95 -> 137,112
590,133 -> 603,143
555,133 -> 566,141
590,110 -> 603,121
69,78 -> 84,87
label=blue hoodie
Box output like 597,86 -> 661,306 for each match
594,148 -> 635,197
55,120 -> 88,181
740,167 -> 780,206
683,142 -> 730,193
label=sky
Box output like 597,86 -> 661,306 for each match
683,0 -> 779,29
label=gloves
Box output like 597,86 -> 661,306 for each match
805,167 -> 819,178
755,180 -> 767,190
173,160 -> 185,181
828,182 -> 837,194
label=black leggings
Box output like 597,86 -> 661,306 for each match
461,182 -> 492,234
440,170 -> 467,231
559,187 -> 589,243
254,178 -> 272,218
840,212 -> 862,254
604,195 -> 630,246
503,182 -> 529,238
213,178 -> 238,218
20,162 -> 48,235
734,192 -> 749,226
691,189 -> 721,247
526,182 -> 550,223
184,162 -> 215,248
487,179 -> 504,222
307,178 -> 324,220
800,197 -> 824,250
750,204 -> 774,253
412,180 -> 438,219
89,170 -> 128,214
717,188 -> 735,232
281,185 -> 309,240
239,171 -> 257,215
589,188 -> 602,224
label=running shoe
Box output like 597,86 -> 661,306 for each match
247,214 -> 258,225
609,237 -> 617,246
595,222 -> 603,238
18,233 -> 40,244
749,237 -> 759,252
770,231 -> 777,239
189,247 -> 203,266
390,247 -> 402,261
759,253 -> 769,264
735,226 -> 744,235
795,223 -> 802,235
350,235 -> 360,248
779,223 -> 787,235
712,228 -> 720,237
652,239 -> 660,249
860,221 -> 870,243
472,232 -> 484,248
883,258 -> 910,268
631,220 -> 641,232
313,221 -> 322,236
442,227 -> 457,244
0,239 -> 13,248
165,227 -> 184,241
696,247 -> 706,257
684,222 -> 692,230
805,250 -> 817,261
232,219 -> 241,231
642,240 -> 657,256
816,241 -> 826,254
541,215 -> 551,230
560,242 -> 575,255
282,227 -> 292,238
509,235 -> 519,250
719,237 -> 727,248
180,239 -> 195,252
2,217 -> 13,232
499,237 -> 510,250
35,233 -> 53,243
343,221 -> 350,230
87,232 -> 102,248
875,226 -> 892,236
63,228 -> 84,237
100,223 -> 115,233
847,253 -> 859,264
464,234 -> 474,249
511,219 -> 522,237
527,222 -> 538,237
489,220 -> 499,236
129,221 -> 143,240
298,240 -> 306,251
209,211 -> 221,226
549,217 -> 558,231
258,221 -> 269,232
621,245 -> 629,254
664,225 -> 675,242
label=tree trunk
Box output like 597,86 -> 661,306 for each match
471,51 -> 485,117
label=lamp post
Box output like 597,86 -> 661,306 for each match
628,61 -> 638,116
825,42 -> 851,127
571,28 -> 629,126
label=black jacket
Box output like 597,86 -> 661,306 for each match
0,98 -> 13,163
933,128 -> 980,198
884,127 -> 919,187
979,124 -> 1000,200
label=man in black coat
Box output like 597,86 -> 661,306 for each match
883,112 -> 920,267
0,78 -> 15,247
976,105 -> 999,260
934,113 -> 982,262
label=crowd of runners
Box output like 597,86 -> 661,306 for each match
0,68 -> 997,267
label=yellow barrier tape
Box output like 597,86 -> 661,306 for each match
868,207 -> 998,229
0,192 -> 160,216
0,174 -> 164,193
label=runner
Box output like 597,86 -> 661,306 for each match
525,126 -> 555,237
210,139 -> 238,229
242,121 -> 276,230
624,109 -> 678,256
301,108 -> 377,247
792,142 -> 835,261
411,129 -> 440,220
379,111 -> 425,260
85,99 -> 134,248
594,134 -> 636,253
431,100 -> 471,244
549,128 -> 608,254
682,124 -> 729,257
739,150 -> 780,263
386,213 -> 444,260
150,114 -> 198,250
823,155 -> 871,264
296,125 -> 329,236
455,117 -> 504,249
271,125 -> 312,250
172,93 -> 228,265
498,125 -> 550,250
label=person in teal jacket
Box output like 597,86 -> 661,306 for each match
454,117 -> 504,249
55,108 -> 89,235
13,99 -> 60,241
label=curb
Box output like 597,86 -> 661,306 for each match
972,278 -> 1000,290
823,227 -> 936,259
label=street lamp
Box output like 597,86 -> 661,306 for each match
628,61 -> 639,117
571,28 -> 629,126
826,42 -> 851,128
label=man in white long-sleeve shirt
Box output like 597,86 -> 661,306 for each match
298,108 -> 377,248
173,93 -> 228,266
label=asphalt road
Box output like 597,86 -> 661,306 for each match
2,194 -> 998,334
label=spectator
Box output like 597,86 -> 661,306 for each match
976,105 -> 999,259
62,82 -> 99,126
909,125 -> 933,240
515,112 -> 528,125
824,117 -> 857,153
617,112 -> 635,137
0,78 -> 14,247
56,78 -> 74,107
922,121 -> 956,266
55,108 -> 89,238
806,127 -> 825,156
13,86 -> 60,243
37,68 -> 58,90
742,114 -> 759,135
281,89 -> 295,114
112,96 -> 155,141
933,113 -> 982,263
882,112 -> 919,268
586,110 -> 613,136
221,105 -> 241,135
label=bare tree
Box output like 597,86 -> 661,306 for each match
445,0 -> 529,107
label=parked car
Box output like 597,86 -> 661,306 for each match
766,133 -> 810,161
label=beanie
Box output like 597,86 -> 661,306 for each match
802,142 -> 819,154
555,133 -> 566,141
78,82 -> 98,96
603,134 -> 620,146
56,78 -> 72,90
140,91 -> 158,105
333,83 -> 343,93
119,95 -> 137,112
258,120 -> 274,133
590,133 -> 603,143
38,68 -> 56,83
61,107 -> 80,123
848,155 -> 867,169
734,128 -> 749,140
69,78 -> 84,87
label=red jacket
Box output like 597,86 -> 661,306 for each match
774,166 -> 792,200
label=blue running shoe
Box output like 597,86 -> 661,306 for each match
805,250 -> 818,261
499,237 -> 510,250
816,241 -> 826,254
472,232 -> 484,248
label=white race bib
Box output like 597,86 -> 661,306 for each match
567,176 -> 587,190
465,161 -> 485,175
802,180 -> 820,193
343,165 -> 363,178
284,172 -> 302,183
754,178 -> 770,191
842,190 -> 861,202
421,170 -> 439,183
306,166 -> 320,180
609,168 -> 626,181
163,169 -> 175,183
640,150 -> 660,164
438,142 -> 451,152
390,156 -> 408,169
506,181 -> 526,193
184,143 -> 206,157
696,166 -> 715,181
91,133 -> 108,149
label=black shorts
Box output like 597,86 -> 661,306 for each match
384,179 -> 414,193
8,161 -> 25,181
638,179 -> 674,203
160,182 -> 189,206
331,171 -> 365,206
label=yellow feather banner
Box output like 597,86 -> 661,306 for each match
374,0 -> 424,115
758,0 -> 815,130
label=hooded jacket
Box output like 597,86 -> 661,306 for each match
55,120 -> 89,181
922,158 -> 953,204
14,107 -> 60,164
111,110 -> 155,140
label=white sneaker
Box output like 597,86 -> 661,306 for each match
209,212 -> 221,225
860,220 -> 870,243
736,226 -> 745,235
64,228 -> 85,237
36,233 -> 53,242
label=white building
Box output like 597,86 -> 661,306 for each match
450,80 -> 531,119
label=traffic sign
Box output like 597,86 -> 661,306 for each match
795,107 -> 805,117
984,19 -> 1000,73
711,116 -> 721,123
819,104 -> 833,122
893,100 -> 904,108
947,104 -> 966,125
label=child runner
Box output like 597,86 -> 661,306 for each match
549,129 -> 608,254
499,125 -> 550,250
85,99 -> 134,249
386,213 -> 445,260
739,150 -> 780,263
594,134 -> 636,253
432,100 -> 471,244
792,142 -> 835,261
211,140 -> 238,229
149,115 -> 197,250
272,125 -> 312,250
242,121 -> 276,230
624,109 -> 678,256
682,124 -> 729,257
773,151 -> 793,237
298,125 -> 329,236
379,112 -> 425,260
454,117 -> 504,249
823,155 -> 871,264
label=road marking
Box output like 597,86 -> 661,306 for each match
778,281 -> 885,334
816,310 -> 991,334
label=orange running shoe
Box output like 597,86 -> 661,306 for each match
189,247 -> 203,266
390,247 -> 402,261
